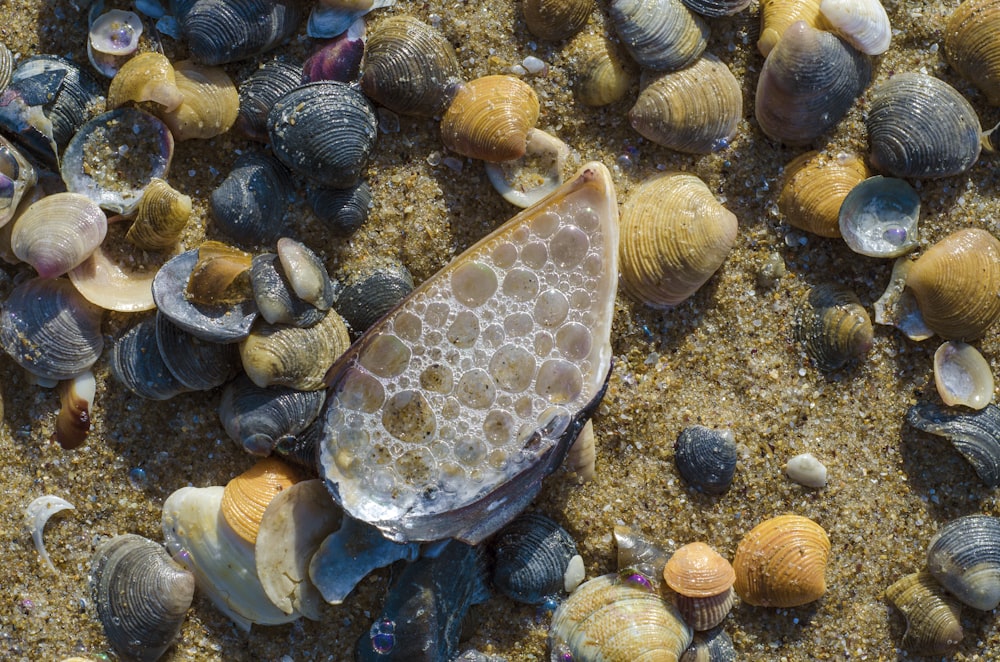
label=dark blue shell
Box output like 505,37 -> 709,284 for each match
674,425 -> 737,495
491,512 -> 578,604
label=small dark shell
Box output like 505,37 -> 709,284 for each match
112,316 -> 190,400
275,415 -> 322,470
236,59 -> 302,142
219,373 -> 327,457
906,402 -> 1000,487
926,514 -> 1000,611
523,0 -> 595,41
680,627 -> 737,662
308,181 -> 372,237
681,0 -> 751,17
210,151 -> 293,246
674,425 -> 738,494
268,81 -> 378,189
335,259 -> 414,336
793,283 -> 873,371
91,534 -> 195,662
179,0 -> 304,66
155,312 -> 240,391
491,512 -> 579,604
251,253 -> 329,327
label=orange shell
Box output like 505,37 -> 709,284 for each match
440,75 -> 540,162
733,514 -> 830,607
663,541 -> 736,598
220,457 -> 300,545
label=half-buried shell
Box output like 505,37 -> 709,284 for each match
906,402 -> 1000,486
608,0 -> 709,72
793,283 -> 873,371
944,0 -> 1000,105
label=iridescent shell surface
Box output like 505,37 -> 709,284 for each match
933,341 -> 994,410
11,191 -> 107,278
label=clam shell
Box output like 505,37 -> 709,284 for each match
360,15 -> 463,117
219,373 -> 327,457
905,228 -> 1000,340
211,151 -> 293,246
440,75 -> 540,162
755,21 -> 872,146
945,0 -> 1000,105
251,253 -> 328,327
680,627 -> 737,662
793,283 -> 873,371
235,59 -> 302,142
303,20 -> 366,83
0,41 -> 12,92
179,0 -> 304,66
0,135 -> 37,229
335,258 -> 414,336
608,0 -> 709,72
926,514 -> 1000,610
663,542 -> 736,630
308,180 -> 372,237
11,192 -> 107,278
106,52 -> 184,111
758,0 -> 823,56
906,402 -> 1000,487
682,0 -> 751,16
563,418 -> 596,482
127,178 -> 192,251
838,176 -> 920,257
674,426 -> 738,495
523,0 -> 594,41
819,0 -> 891,55
55,371 -> 96,450
629,54 -> 742,154
220,457 -> 301,545
569,33 -> 636,107
866,73 -> 982,178
68,223 -> 161,312
111,316 -> 190,400
619,171 -> 738,308
491,512 -> 579,604
934,341 -> 994,410
157,60 -> 239,141
778,150 -> 869,238
90,534 -> 194,662
732,514 -> 830,607
88,10 -> 144,78
885,569 -> 964,655
155,312 -> 240,391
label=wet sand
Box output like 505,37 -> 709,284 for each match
2,0 -> 1000,660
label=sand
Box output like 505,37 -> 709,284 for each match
2,0 -> 1000,660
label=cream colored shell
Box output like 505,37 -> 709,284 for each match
107,52 -> 184,111
733,514 -> 831,607
778,151 -> 870,238
127,177 -> 192,251
159,60 -> 239,141
569,33 -> 635,107
240,309 -> 352,391
440,75 -> 540,162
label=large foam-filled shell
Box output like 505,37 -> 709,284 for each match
219,374 -> 327,457
608,0 -> 709,72
793,283 -> 873,371
491,512 -> 579,604
778,151 -> 869,238
569,33 -> 636,107
11,192 -> 107,278
758,0 -> 823,56
549,573 -> 693,660
885,569 -> 964,655
157,60 -> 239,141
945,0 -> 1000,105
628,54 -> 742,154
220,457 -> 301,545
440,75 -> 540,162
523,0 -> 594,41
905,228 -> 1000,340
755,21 -> 871,146
732,514 -> 830,607
926,514 -> 1000,611
179,0 -> 304,66
866,73 -> 982,178
619,171 -> 738,308
90,534 -> 195,662
906,402 -> 1000,487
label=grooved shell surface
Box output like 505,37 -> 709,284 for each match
664,542 -> 736,598
945,0 -> 1000,105
906,402 -> 1000,487
778,151 -> 869,238
155,312 -> 239,391
111,315 -> 190,401
733,514 -> 831,607
793,283 -> 873,371
885,570 -> 964,654
523,0 -> 594,41
179,0 -> 303,66
440,75 -> 540,162
608,0 -> 709,72
220,457 -> 300,545
927,514 -> 1000,610
106,52 -> 183,111
211,151 -> 293,246
219,374 -> 327,457
570,33 -> 635,107
128,178 -> 192,251
819,0 -> 891,55
491,512 -> 578,604
236,59 -> 302,142
758,0 -> 823,55
682,0 -> 752,17
157,60 -> 239,141
674,426 -> 738,494
0,41 -> 12,92
335,259 -> 414,336
11,192 -> 107,278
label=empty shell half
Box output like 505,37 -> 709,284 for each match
934,341 -> 994,410
733,514 -> 830,607
838,176 -> 920,258
569,33 -> 636,107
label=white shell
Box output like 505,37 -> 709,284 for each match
934,341 -> 995,410
25,495 -> 75,573
819,0 -> 891,55
485,128 -> 571,208
11,193 -> 107,279
784,452 -> 828,488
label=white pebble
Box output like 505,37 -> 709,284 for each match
785,452 -> 827,488
521,55 -> 547,75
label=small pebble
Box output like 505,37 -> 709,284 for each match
784,452 -> 828,488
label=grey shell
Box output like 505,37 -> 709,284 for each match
111,315 -> 190,400
308,180 -> 372,238
251,253 -> 329,328
793,283 -> 873,371
210,151 -> 293,247
179,0 -> 304,66
926,514 -> 1000,611
906,402 -> 1000,487
335,260 -> 414,337
155,311 -> 240,391
491,512 -> 579,604
236,59 -> 302,142
674,425 -> 737,494
680,626 -> 738,661
219,373 -> 327,457
608,0 -> 709,72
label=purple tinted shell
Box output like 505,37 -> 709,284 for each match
303,26 -> 366,84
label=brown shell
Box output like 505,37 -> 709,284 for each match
220,457 -> 301,545
885,570 -> 964,655
944,0 -> 1000,105
674,587 -> 736,631
758,0 -> 823,56
127,178 -> 192,251
619,172 -> 738,308
778,151 -> 870,237
663,541 -> 736,597
733,514 -> 830,607
106,52 -> 184,111
569,33 -> 636,107
441,75 -> 541,162
793,283 -> 874,371
906,228 -> 1000,340
159,60 -> 239,141
524,0 -> 594,41
185,241 -> 253,306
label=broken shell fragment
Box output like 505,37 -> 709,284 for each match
778,151 -> 870,238
934,341 -> 994,410
885,569 -> 964,655
793,283 -> 873,371
0,135 -> 37,229
873,257 -> 933,341
68,224 -> 162,312
26,495 -> 74,573
839,176 -> 919,257
733,514 -> 830,607
440,75 -> 540,162
484,128 -> 570,208
926,514 -> 1000,610
55,371 -> 96,450
906,402 -> 1000,487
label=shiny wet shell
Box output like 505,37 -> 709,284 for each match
674,426 -> 738,494
491,512 -> 579,604
793,283 -> 873,371
926,514 -> 1000,611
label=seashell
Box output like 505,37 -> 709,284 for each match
235,59 -> 302,142
733,514 -> 831,607
303,19 -> 366,84
615,524 -> 670,586
211,151 -> 293,246
680,626 -> 737,662
335,258 -> 414,336
569,33 -> 636,107
184,241 -> 253,306
360,15 -> 464,118
26,495 -> 75,573
926,514 -> 1000,610
885,569 -> 963,655
0,41 -> 12,92
268,81 -> 378,188
68,221 -> 163,312
682,0 -> 752,16
220,457 -> 301,545
663,542 -> 737,630
179,0 -> 304,66
674,426 -> 738,495
628,54 -> 742,154
8,190 -> 102,278
866,73 -> 982,178
308,180 -> 372,237
155,312 -> 240,391
905,228 -> 1000,340
273,415 -> 323,469
55,371 -> 96,450
777,150 -> 869,238
156,60 -> 239,141
90,534 -> 195,662
1,277 -> 104,381
793,283 -> 873,371
87,9 -> 144,78
440,75 -> 540,162
758,0 -> 823,56
106,51 -> 184,111
0,135 -> 37,229
111,316 -> 190,400
523,0 -> 595,41
491,512 -> 579,604
251,253 -> 329,327
127,178 -> 192,251
619,171 -> 738,308
278,237 -> 335,311
608,0 -> 709,72
317,163 -> 619,544
549,573 -> 693,660
934,341 -> 994,410
945,0 -> 1000,105
819,0 -> 891,55
240,309 -> 352,391
873,256 -> 934,341
219,373 -> 327,456
308,0 -> 393,39
784,452 -> 828,488
755,21 -> 872,146
484,128 -> 571,208
906,402 -> 1000,487
563,418 -> 596,482
838,176 -> 919,257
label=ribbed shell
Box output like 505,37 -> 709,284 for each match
250,253 -> 331,328
523,0 -> 594,41
885,570 -> 964,655
0,41 -> 12,92
179,0 -> 304,66
778,151 -> 869,238
158,60 -> 239,141
111,316 -> 190,400
90,534 -> 195,662
127,178 -> 192,251
570,33 -> 635,107
440,75 -> 540,162
674,589 -> 736,632
239,310 -> 352,390
220,457 -> 301,545
236,59 -> 302,142
491,512 -> 578,604
732,514 -> 830,607
335,259 -> 415,336
755,21 -> 871,145
220,373 -> 327,457
549,573 -> 693,660
682,0 -> 751,16
155,312 -> 240,391
905,228 -> 1000,340
106,52 -> 183,111
608,0 -> 709,71
906,402 -> 1000,487
619,172 -> 738,308
793,283 -> 873,371
758,0 -> 823,56
927,514 -> 1000,611
11,192 -> 107,278
945,0 -> 1000,105
664,542 -> 735,598
361,15 -> 464,117
866,73 -> 982,178
819,0 -> 891,55
302,25 -> 366,84
268,81 -> 378,188
674,426 -> 738,495
211,151 -> 293,246
680,627 -> 737,662
309,181 -> 372,237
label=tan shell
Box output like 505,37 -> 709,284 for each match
158,60 -> 239,141
758,0 -> 823,56
945,0 -> 1000,105
564,419 -> 596,482
619,172 -> 738,308
440,75 -> 540,162
185,241 -> 253,306
569,33 -> 635,107
793,283 -> 873,371
664,542 -> 736,598
127,178 -> 192,251
106,52 -> 184,111
778,151 -> 870,237
733,514 -> 831,607
220,457 -> 301,545
885,570 -> 964,655
523,0 -> 595,41
906,228 -> 1000,340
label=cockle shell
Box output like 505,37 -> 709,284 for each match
157,60 -> 239,141
934,341 -> 994,410
663,542 -> 737,630
127,178 -> 192,251
619,171 -> 738,308
945,0 -> 1000,105
11,191 -> 106,278
778,151 -> 870,238
758,0 -> 823,55
905,228 -> 1000,340
523,0 -> 594,41
906,402 -> 1000,487
335,258 -> 414,336
674,426 -> 738,494
628,54 -> 742,154
440,75 -> 540,162
220,457 -> 301,545
608,0 -> 709,72
106,52 -> 184,111
793,283 -> 873,371
733,514 -> 831,607
819,0 -> 891,55
569,33 -> 636,107
491,512 -> 579,604
178,0 -> 304,66
926,514 -> 1000,611
885,570 -> 963,655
